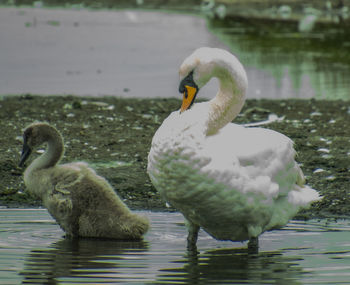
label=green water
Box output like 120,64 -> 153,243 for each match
207,17 -> 350,100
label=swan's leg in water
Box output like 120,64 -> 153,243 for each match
247,236 -> 259,253
186,221 -> 200,251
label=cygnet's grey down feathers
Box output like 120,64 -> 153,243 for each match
20,122 -> 149,240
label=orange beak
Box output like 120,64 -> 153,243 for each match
180,85 -> 198,113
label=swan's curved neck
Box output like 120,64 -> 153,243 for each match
206,67 -> 246,135
28,132 -> 64,173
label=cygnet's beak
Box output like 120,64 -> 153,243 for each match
19,142 -> 32,167
179,71 -> 198,113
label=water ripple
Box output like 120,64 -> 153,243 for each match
0,209 -> 349,284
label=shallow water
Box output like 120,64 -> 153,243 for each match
1,209 -> 350,284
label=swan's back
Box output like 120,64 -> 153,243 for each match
148,119 -> 319,241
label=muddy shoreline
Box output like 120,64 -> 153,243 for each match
1,95 -> 349,220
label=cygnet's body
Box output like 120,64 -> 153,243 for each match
20,122 -> 149,240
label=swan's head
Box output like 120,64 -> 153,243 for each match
178,47 -> 248,113
19,122 -> 57,167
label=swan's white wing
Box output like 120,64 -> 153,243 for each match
148,120 -> 320,241
203,123 -> 319,204
202,124 -> 295,196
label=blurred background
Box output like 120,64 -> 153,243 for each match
0,0 -> 349,100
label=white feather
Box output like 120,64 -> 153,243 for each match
148,47 -> 321,243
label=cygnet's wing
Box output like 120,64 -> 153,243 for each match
44,162 -> 98,236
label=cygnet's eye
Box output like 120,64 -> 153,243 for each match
23,128 -> 34,145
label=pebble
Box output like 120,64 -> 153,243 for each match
321,154 -> 333,159
142,114 -> 153,119
310,111 -> 322,117
15,136 -> 23,142
63,103 -> 72,110
326,175 -> 336,181
105,105 -> 115,111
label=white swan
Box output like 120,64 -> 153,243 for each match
147,47 -> 320,250
19,122 -> 149,240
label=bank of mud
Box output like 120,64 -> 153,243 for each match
0,95 -> 349,219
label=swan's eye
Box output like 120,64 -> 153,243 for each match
179,71 -> 197,93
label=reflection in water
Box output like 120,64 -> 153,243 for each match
21,238 -> 305,284
207,17 -> 350,100
158,248 -> 304,284
21,238 -> 149,284
1,210 -> 350,284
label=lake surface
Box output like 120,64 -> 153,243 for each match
1,209 -> 350,284
207,17 -> 350,100
0,4 -> 349,100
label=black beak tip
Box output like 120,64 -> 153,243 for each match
19,157 -> 26,168
19,145 -> 32,168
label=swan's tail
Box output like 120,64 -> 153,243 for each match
288,184 -> 322,207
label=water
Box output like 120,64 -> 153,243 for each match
0,7 -> 225,98
1,209 -> 350,284
207,17 -> 350,100
0,3 -> 350,100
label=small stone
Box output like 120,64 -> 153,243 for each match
310,111 -> 322,117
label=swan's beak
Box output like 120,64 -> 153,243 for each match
19,142 -> 32,167
180,85 -> 198,113
179,71 -> 198,113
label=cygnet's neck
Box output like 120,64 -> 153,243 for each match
206,66 -> 247,136
28,131 -> 64,173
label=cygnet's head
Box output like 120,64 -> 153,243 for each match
178,47 -> 247,112
19,122 -> 58,167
